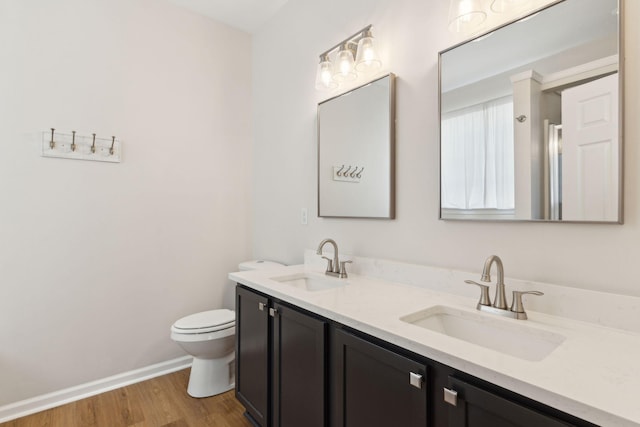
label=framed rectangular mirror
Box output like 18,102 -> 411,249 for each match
439,0 -> 622,222
318,73 -> 396,218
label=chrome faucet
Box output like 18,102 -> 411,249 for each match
316,238 -> 351,278
466,255 -> 543,320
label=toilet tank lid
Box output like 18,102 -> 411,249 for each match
238,260 -> 285,271
173,309 -> 235,330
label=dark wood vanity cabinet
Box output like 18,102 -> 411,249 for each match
444,376 -> 590,427
331,328 -> 428,427
235,286 -> 327,427
236,285 -> 596,427
236,286 -> 270,426
272,301 -> 327,427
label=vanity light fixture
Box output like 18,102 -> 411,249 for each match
448,0 -> 486,33
355,29 -> 382,73
315,53 -> 338,90
333,43 -> 358,83
314,25 -> 382,91
448,0 -> 530,33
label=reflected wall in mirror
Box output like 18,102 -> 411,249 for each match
439,0 -> 622,222
318,74 -> 396,218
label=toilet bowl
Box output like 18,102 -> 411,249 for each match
171,309 -> 236,397
171,260 -> 284,398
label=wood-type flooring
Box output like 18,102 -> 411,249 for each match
0,368 -> 252,427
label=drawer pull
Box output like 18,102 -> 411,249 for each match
269,308 -> 279,317
258,302 -> 266,311
443,387 -> 458,406
409,372 -> 423,389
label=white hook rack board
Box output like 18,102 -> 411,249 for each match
42,131 -> 122,163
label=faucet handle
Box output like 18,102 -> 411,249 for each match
339,260 -> 352,278
321,256 -> 333,273
510,291 -> 543,317
465,280 -> 491,307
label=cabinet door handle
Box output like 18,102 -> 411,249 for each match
443,387 -> 458,406
269,308 -> 278,317
409,372 -> 423,389
258,302 -> 266,311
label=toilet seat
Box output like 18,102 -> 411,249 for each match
171,309 -> 235,334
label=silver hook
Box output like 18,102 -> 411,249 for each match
350,167 -> 359,178
71,130 -> 76,152
336,165 -> 345,177
50,128 -> 55,149
343,165 -> 352,177
356,167 -> 364,178
91,133 -> 96,153
110,136 -> 116,155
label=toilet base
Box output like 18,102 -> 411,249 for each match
187,352 -> 235,398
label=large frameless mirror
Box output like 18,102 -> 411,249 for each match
439,0 -> 622,222
318,74 -> 396,218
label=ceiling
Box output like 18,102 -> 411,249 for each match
165,0 -> 289,33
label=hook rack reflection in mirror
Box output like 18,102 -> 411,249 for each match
332,165 -> 364,183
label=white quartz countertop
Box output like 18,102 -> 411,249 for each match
230,264 -> 640,427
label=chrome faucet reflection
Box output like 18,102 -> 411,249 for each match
316,238 -> 352,278
466,255 -> 543,320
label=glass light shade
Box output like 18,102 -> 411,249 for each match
491,0 -> 529,13
332,44 -> 357,82
355,33 -> 382,73
315,56 -> 338,90
448,0 -> 486,33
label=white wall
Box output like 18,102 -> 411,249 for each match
0,0 -> 252,405
252,0 -> 640,296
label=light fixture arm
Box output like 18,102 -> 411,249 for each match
318,24 -> 372,59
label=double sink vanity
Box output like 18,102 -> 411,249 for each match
265,0 -> 630,424
230,247 -> 640,427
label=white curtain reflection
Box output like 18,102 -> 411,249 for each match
441,96 -> 515,210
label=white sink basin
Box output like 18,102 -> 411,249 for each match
400,305 -> 565,361
270,272 -> 348,292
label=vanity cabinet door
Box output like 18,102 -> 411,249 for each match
236,286 -> 270,426
331,328 -> 428,427
272,302 -> 327,427
445,376 -> 576,427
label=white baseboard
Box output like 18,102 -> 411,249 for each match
0,356 -> 193,423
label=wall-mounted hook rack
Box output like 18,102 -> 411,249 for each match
42,129 -> 122,163
49,128 -> 56,149
333,164 -> 364,183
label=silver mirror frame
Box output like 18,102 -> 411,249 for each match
438,0 -> 624,224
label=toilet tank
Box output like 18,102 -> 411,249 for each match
238,260 -> 285,271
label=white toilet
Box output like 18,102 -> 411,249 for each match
170,260 -> 284,398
